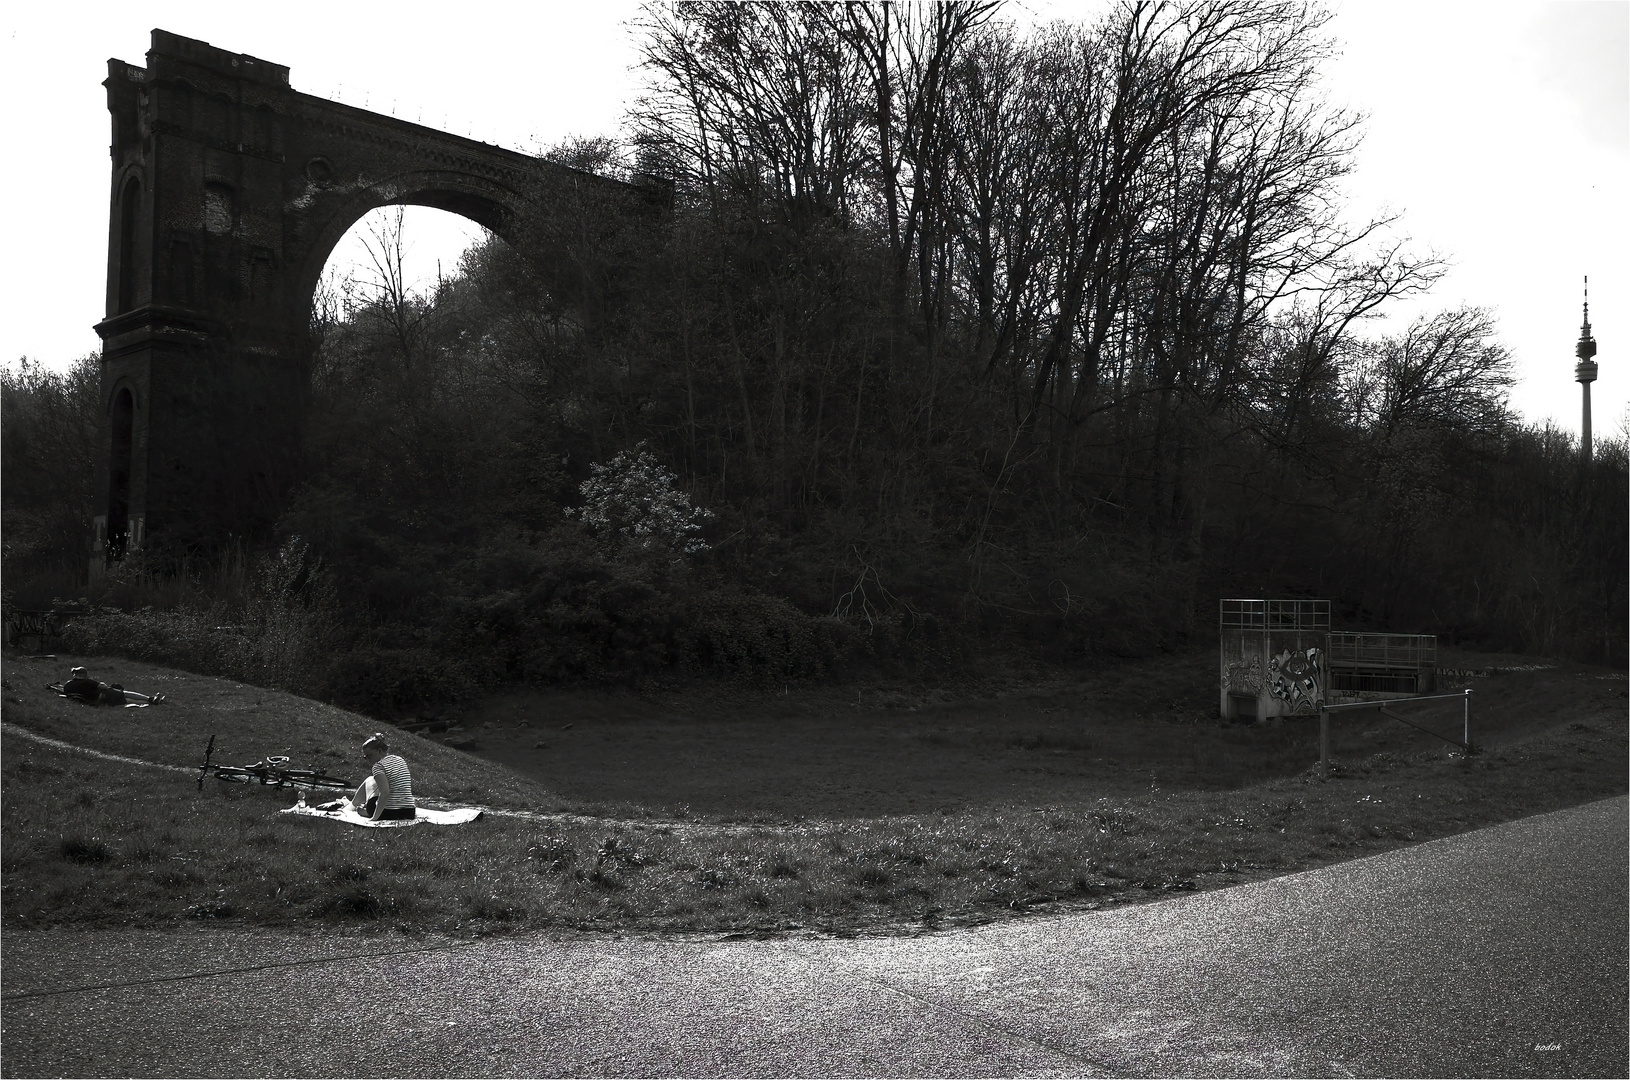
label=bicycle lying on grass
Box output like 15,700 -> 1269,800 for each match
197,734 -> 353,793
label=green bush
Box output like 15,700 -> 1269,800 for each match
672,588 -> 855,678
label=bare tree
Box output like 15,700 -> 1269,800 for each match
355,206 -> 441,377
1345,306 -> 1514,438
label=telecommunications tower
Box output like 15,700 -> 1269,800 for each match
1575,278 -> 1599,464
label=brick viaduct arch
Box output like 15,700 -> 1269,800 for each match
94,30 -> 666,562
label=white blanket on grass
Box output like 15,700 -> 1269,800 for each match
280,802 -> 484,828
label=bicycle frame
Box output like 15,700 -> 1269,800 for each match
198,734 -> 352,792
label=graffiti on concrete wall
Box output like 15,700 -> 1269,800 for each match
1267,647 -> 1324,714
1221,653 -> 1264,695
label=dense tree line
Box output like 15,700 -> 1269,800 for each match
2,356 -> 100,593
4,0 -> 1623,713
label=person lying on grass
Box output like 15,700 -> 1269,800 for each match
56,666 -> 166,707
350,732 -> 416,821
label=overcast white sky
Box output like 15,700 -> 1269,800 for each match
1,1 -> 1624,436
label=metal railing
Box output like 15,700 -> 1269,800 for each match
1326,631 -> 1436,668
1219,598 -> 1330,632
1318,690 -> 1472,775
1325,632 -> 1437,696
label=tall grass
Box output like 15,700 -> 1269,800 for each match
56,539 -> 344,700
94,543 -> 253,613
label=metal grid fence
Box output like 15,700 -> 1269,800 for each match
1325,631 -> 1437,695
1219,599 -> 1330,632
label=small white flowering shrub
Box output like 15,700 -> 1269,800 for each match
566,446 -> 715,554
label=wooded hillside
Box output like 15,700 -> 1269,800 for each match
5,1 -> 1623,715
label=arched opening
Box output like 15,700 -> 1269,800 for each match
117,177 -> 142,312
296,172 -> 528,333
310,203 -> 495,357
325,204 -> 492,292
107,387 -> 135,560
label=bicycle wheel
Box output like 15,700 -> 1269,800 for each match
270,769 -> 346,791
210,766 -> 261,784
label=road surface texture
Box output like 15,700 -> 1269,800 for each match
3,795 -> 1624,1078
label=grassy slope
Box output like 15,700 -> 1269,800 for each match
2,649 -> 1624,939
454,648 -> 1619,818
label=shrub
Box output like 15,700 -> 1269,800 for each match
565,445 -> 714,555
673,589 -> 855,678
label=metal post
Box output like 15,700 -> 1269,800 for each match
1319,706 -> 1329,777
1464,689 -> 1472,753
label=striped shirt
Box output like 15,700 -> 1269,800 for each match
371,754 -> 415,812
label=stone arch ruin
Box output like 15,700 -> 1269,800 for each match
93,29 -> 666,563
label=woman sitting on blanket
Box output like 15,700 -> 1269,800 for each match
350,733 -> 416,820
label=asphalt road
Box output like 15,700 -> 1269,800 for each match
3,795 -> 1624,1078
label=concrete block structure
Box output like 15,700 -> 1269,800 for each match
1219,599 -> 1440,719
1219,599 -> 1330,720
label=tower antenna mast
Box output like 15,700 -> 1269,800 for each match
1575,277 -> 1598,464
